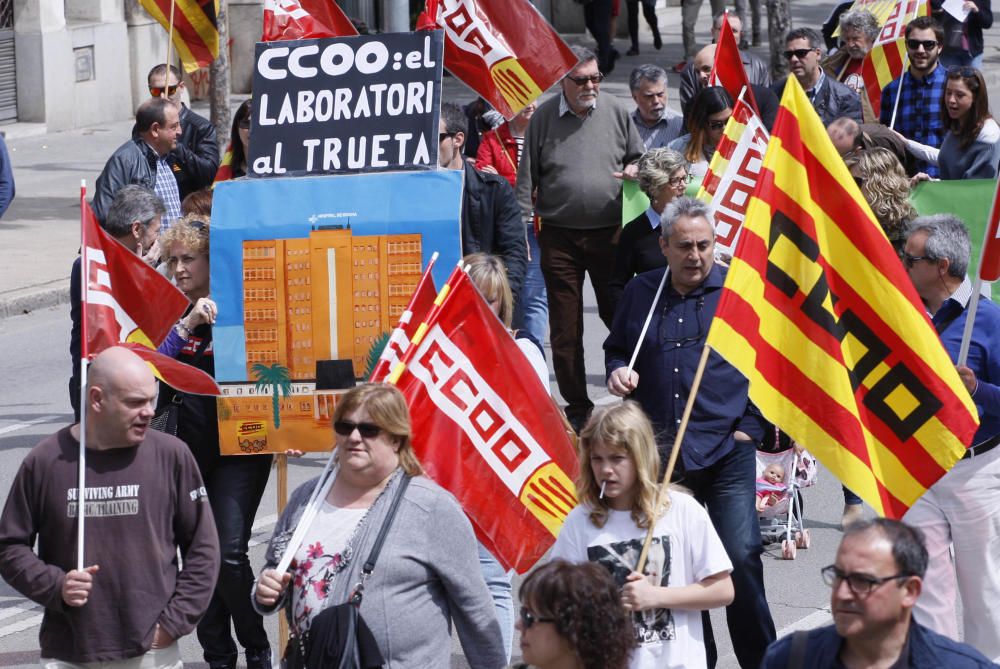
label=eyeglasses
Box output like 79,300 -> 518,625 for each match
519,607 -> 556,629
439,132 -> 456,143
333,420 -> 383,438
853,175 -> 866,187
668,174 -> 692,187
707,119 -> 730,130
821,565 -> 912,595
149,84 -> 180,98
900,252 -> 937,268
565,73 -> 605,86
947,66 -> 978,78
783,48 -> 817,61
905,39 -> 938,51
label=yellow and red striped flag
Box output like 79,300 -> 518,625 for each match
697,97 -> 770,257
860,0 -> 928,113
140,0 -> 219,73
705,76 -> 978,518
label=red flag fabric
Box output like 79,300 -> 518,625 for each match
709,11 -> 760,115
419,0 -> 578,120
81,198 -> 221,395
980,178 -> 1000,281
139,0 -> 218,73
214,141 -> 234,183
262,0 -> 358,42
368,256 -> 438,383
860,0 -> 927,113
391,267 -> 578,572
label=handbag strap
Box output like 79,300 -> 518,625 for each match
350,474 -> 411,605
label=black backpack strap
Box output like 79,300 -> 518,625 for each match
787,630 -> 810,669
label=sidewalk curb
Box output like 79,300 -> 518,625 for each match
0,281 -> 71,320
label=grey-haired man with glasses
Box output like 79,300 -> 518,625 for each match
761,518 -> 997,669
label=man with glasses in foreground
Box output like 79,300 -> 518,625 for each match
772,27 -> 862,126
146,64 -> 220,201
898,214 -> 1000,659
604,197 -> 775,669
516,45 -> 643,433
761,519 -> 996,668
879,16 -> 947,177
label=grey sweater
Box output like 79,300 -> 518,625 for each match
254,472 -> 505,669
516,94 -> 644,230
906,118 -> 1000,180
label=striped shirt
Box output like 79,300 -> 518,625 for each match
880,65 -> 948,178
630,108 -> 685,150
151,149 -> 182,229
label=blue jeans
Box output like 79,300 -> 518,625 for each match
678,441 -> 776,669
513,225 -> 548,347
477,542 -> 514,663
197,454 -> 273,668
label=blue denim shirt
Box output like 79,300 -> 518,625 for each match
933,277 -> 1000,445
760,621 -> 998,669
604,264 -> 755,470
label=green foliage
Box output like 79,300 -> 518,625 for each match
363,331 -> 391,380
251,363 -> 293,429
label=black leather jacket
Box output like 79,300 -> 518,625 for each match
173,105 -> 219,199
91,137 -> 161,222
461,162 -> 528,299
772,75 -> 862,126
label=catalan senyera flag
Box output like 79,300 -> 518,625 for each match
81,197 -> 221,395
139,0 -> 219,74
214,141 -> 234,183
262,0 -> 358,41
697,98 -> 770,256
980,178 -> 1000,281
368,255 -> 438,383
389,265 -> 578,572
705,76 -> 979,519
861,0 -> 928,114
418,0 -> 578,120
709,11 -> 759,115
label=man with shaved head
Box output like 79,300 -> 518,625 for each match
0,347 -> 219,668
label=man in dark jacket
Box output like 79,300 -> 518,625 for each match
761,519 -> 997,669
92,97 -> 182,225
146,64 -> 220,200
439,102 -> 527,299
772,27 -> 862,125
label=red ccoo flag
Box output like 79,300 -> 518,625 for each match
709,11 -> 759,115
81,196 -> 220,395
980,178 -> 1000,281
417,0 -> 578,120
389,266 -> 578,572
368,254 -> 438,383
262,0 -> 358,41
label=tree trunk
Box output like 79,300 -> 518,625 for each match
210,0 -> 231,156
766,0 -> 792,82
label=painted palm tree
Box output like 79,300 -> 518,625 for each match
251,363 -> 292,429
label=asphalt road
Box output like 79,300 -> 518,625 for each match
0,302 -> 853,668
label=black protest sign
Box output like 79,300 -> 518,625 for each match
249,31 -> 444,177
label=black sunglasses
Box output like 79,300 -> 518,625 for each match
519,607 -> 555,629
783,48 -> 816,61
565,73 -> 605,85
149,84 -> 180,98
439,132 -> 456,142
905,39 -> 938,51
708,119 -> 729,130
900,252 -> 937,268
333,420 -> 382,438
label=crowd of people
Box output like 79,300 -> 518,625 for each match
1,2 -> 1000,668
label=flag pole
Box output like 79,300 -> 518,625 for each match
276,453 -> 289,658
956,194 -> 999,365
164,0 -> 177,91
889,1 -> 922,130
626,269 -> 668,375
635,345 -> 711,573
77,179 -> 89,573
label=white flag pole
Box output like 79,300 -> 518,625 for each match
77,178 -> 88,572
626,269 -> 669,375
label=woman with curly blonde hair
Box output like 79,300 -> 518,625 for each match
847,148 -> 916,252
549,402 -> 734,669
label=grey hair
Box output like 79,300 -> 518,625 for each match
104,185 -> 166,238
661,196 -> 715,238
786,27 -> 824,51
637,149 -> 688,200
629,64 -> 668,92
839,9 -> 881,42
569,45 -> 598,69
906,214 -> 970,278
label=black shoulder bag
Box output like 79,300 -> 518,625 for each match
297,475 -> 412,669
150,334 -> 211,435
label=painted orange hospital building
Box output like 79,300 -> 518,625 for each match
242,228 -> 422,379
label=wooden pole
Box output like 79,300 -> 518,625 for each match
635,345 -> 712,574
164,0 -> 177,93
276,454 -> 289,657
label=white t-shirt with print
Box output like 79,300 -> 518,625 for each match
549,492 -> 732,669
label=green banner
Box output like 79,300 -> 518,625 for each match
621,180 -> 703,226
910,178 -> 996,272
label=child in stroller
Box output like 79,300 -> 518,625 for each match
756,426 -> 818,559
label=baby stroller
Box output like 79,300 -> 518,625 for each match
756,430 -> 818,560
